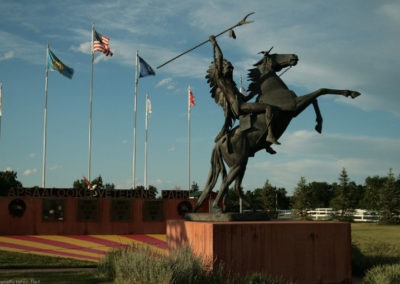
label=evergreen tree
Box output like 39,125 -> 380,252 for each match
261,180 -> 277,212
224,187 -> 241,212
308,182 -> 333,208
330,168 -> 353,218
189,181 -> 200,196
292,177 -> 311,217
0,171 -> 23,196
379,169 -> 400,224
360,176 -> 385,210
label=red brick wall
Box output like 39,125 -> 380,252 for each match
0,197 -> 195,235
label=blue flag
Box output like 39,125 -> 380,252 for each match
138,56 -> 155,78
47,48 -> 74,79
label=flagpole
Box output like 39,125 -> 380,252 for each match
42,44 -> 50,188
144,94 -> 150,190
88,25 -> 94,182
188,85 -> 191,191
0,82 -> 2,139
133,50 -> 139,189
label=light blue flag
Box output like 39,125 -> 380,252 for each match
47,48 -> 74,79
138,56 -> 155,78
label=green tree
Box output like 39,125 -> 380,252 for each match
253,180 -> 278,214
0,171 -> 23,196
276,187 -> 291,210
330,168 -> 354,218
224,187 -> 242,212
308,182 -> 334,208
379,169 -> 400,224
189,181 -> 200,197
360,175 -> 385,210
292,177 -> 312,217
147,185 -> 158,198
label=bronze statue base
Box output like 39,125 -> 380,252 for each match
185,212 -> 270,222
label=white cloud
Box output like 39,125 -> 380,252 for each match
379,3 -> 400,24
0,51 -> 14,61
23,168 -> 37,176
247,130 -> 400,192
156,78 -> 173,88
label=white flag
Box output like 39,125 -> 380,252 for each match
146,96 -> 152,114
0,83 -> 2,117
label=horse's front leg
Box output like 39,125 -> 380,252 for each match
294,88 -> 361,117
317,88 -> 361,98
312,100 -> 323,134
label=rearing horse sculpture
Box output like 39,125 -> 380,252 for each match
193,49 -> 360,212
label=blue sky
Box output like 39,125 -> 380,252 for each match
0,0 -> 399,194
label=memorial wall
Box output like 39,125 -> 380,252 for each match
0,188 -> 197,235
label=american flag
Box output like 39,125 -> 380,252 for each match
189,88 -> 195,107
93,29 -> 113,56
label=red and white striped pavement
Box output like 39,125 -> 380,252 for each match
0,235 -> 168,262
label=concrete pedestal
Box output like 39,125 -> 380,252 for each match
167,220 -> 351,284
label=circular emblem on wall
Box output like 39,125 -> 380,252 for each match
8,199 -> 26,217
177,201 -> 192,217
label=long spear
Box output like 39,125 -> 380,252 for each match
156,12 -> 255,69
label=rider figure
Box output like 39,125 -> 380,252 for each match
209,35 -> 279,154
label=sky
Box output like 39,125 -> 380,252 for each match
0,0 -> 399,195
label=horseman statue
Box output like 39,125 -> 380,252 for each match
207,35 -> 282,155
193,36 -> 360,213
156,13 -> 361,213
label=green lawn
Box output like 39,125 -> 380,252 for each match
0,250 -> 96,269
0,271 -> 107,284
351,223 -> 400,256
351,223 -> 400,246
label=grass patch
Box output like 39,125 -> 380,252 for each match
0,250 -> 96,269
351,223 -> 400,246
0,270 -> 108,284
351,223 -> 400,278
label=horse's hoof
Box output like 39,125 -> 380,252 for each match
351,91 -> 361,98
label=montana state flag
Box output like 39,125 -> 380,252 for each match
47,48 -> 74,79
138,56 -> 155,78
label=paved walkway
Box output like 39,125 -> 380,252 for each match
0,235 -> 167,262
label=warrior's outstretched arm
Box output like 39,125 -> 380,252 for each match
209,35 -> 223,76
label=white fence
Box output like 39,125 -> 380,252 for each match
277,208 -> 381,222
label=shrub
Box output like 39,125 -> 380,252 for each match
98,245 -> 292,284
352,241 -> 400,277
98,245 -> 172,284
363,263 -> 400,284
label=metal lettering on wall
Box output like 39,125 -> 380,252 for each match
42,199 -> 65,221
8,188 -> 156,199
142,200 -> 164,221
77,199 -> 99,222
110,200 -> 132,221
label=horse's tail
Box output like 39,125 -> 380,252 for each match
193,143 -> 225,212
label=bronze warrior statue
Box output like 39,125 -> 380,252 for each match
207,35 -> 279,154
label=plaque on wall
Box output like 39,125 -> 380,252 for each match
110,200 -> 132,221
42,199 -> 65,221
77,199 -> 99,222
142,200 -> 164,221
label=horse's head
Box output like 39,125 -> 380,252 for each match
255,48 -> 298,73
